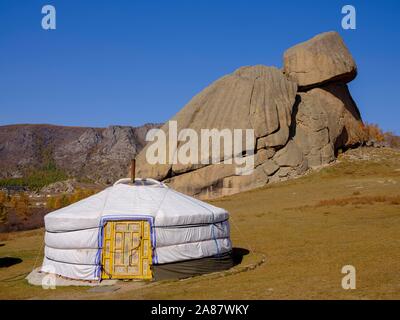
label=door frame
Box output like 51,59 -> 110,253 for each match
95,215 -> 156,280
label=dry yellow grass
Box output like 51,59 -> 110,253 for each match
0,147 -> 399,299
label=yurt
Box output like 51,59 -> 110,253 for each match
41,177 -> 233,281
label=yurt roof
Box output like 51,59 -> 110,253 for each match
44,178 -> 228,232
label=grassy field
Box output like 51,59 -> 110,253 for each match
0,147 -> 399,299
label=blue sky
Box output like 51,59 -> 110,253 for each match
0,0 -> 399,134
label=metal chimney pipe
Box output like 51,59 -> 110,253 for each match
131,158 -> 136,184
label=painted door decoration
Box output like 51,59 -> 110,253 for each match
101,220 -> 152,280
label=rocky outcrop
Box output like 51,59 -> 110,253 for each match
137,31 -> 365,199
40,179 -> 76,194
54,126 -> 142,183
0,123 -> 160,184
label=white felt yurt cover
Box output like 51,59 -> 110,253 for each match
41,178 -> 232,280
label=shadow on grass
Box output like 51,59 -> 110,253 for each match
232,247 -> 250,265
0,257 -> 22,268
152,247 -> 250,281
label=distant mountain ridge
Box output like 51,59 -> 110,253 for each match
0,123 -> 161,184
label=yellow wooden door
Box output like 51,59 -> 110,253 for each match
101,220 -> 152,280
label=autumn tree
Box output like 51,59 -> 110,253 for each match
360,123 -> 385,142
46,196 -> 56,210
10,193 -> 30,219
46,189 -> 99,211
0,191 -> 7,224
0,191 -> 7,205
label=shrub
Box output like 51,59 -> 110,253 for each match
360,123 -> 385,142
358,123 -> 400,149
384,132 -> 400,149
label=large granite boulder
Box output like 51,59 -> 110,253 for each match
136,31 -> 365,199
283,31 -> 357,89
137,65 -> 298,180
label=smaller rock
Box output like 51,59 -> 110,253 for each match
260,160 -> 280,176
222,168 -> 268,194
263,126 -> 290,148
273,141 -> 303,168
277,167 -> 292,178
254,149 -> 275,167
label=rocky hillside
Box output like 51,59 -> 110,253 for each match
136,31 -> 366,198
0,123 -> 160,184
